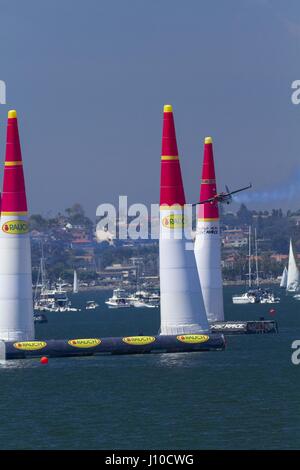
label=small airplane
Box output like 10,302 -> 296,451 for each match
192,183 -> 252,206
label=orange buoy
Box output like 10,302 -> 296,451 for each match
40,356 -> 48,364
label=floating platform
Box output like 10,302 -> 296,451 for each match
210,320 -> 278,335
0,333 -> 225,360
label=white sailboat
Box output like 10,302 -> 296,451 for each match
287,239 -> 300,292
73,269 -> 78,294
34,251 -> 57,312
280,266 -> 288,289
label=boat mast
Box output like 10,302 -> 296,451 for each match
255,228 -> 259,287
136,262 -> 139,292
34,262 -> 41,303
248,226 -> 252,288
40,242 -> 46,291
35,242 -> 46,303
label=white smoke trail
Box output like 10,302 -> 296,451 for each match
234,169 -> 300,204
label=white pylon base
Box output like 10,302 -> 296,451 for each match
194,220 -> 224,323
159,208 -> 209,335
0,216 -> 35,342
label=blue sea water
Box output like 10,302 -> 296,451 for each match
0,287 -> 299,450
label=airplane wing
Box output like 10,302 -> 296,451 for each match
192,197 -> 215,206
228,183 -> 252,196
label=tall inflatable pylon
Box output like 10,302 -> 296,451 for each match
194,137 -> 224,323
159,105 -> 209,335
0,110 -> 35,341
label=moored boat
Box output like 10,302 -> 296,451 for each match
105,288 -> 132,308
86,301 -> 99,310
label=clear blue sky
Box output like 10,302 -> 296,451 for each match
0,0 -> 300,217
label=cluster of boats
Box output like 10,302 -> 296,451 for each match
232,288 -> 280,304
33,259 -> 99,317
34,283 -> 79,313
105,288 -> 160,308
232,234 -> 300,304
34,282 -> 99,313
33,253 -> 160,319
232,227 -> 280,305
34,234 -> 300,317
